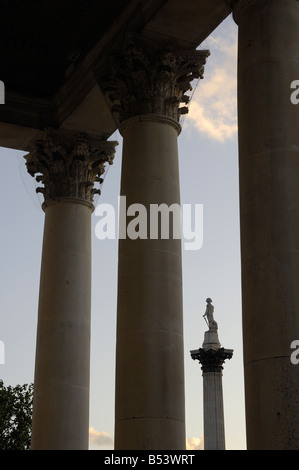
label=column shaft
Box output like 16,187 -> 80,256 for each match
31,201 -> 92,449
115,117 -> 185,449
191,340 -> 232,451
235,0 -> 299,449
26,129 -> 116,449
203,372 -> 225,450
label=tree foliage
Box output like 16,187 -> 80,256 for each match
0,380 -> 33,450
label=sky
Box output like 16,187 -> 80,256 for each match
0,16 -> 247,450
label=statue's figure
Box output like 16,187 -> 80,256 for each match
203,298 -> 218,331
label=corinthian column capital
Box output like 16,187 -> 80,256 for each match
95,35 -> 210,129
25,128 -> 117,208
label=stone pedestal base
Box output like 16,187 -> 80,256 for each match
202,330 -> 221,350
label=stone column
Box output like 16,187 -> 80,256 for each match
96,37 -> 210,449
230,0 -> 299,449
202,367 -> 225,450
25,129 -> 116,450
190,303 -> 233,450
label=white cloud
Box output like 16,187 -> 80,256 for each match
186,436 -> 204,450
89,427 -> 114,449
89,426 -> 204,450
89,428 -> 204,451
186,22 -> 238,142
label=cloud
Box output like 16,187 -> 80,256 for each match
186,436 -> 204,450
89,427 -> 114,448
186,22 -> 238,142
89,427 -> 204,451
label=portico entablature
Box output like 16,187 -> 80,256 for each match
0,0 -> 229,151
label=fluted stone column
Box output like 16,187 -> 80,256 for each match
25,129 -> 116,450
193,346 -> 233,451
203,369 -> 225,450
97,37 -> 210,449
230,0 -> 299,449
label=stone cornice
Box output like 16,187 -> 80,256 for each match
25,128 -> 117,209
95,35 -> 210,126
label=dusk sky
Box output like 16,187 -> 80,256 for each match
0,15 -> 247,450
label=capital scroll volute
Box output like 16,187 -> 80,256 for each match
95,35 -> 210,126
25,128 -> 117,208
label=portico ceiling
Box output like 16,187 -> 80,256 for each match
0,0 -> 135,98
0,0 -> 230,150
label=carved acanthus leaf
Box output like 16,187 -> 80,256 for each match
95,36 -> 210,124
191,348 -> 233,373
25,128 -> 117,206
